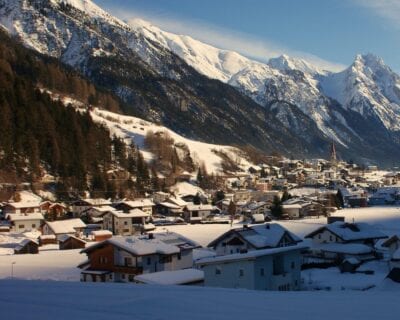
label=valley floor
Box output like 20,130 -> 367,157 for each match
0,279 -> 399,320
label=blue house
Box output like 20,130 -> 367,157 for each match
196,245 -> 306,291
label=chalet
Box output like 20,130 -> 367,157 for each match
81,205 -> 117,223
38,235 -> 57,246
14,239 -> 39,254
40,202 -> 67,220
304,222 -> 388,246
42,218 -> 86,240
79,232 -> 200,283
184,204 -> 214,223
7,213 -> 44,232
3,202 -> 41,215
114,199 -> 155,216
156,202 -> 183,217
304,222 -> 388,262
102,209 -> 149,236
196,244 -> 306,291
242,201 -> 270,217
208,223 -> 302,256
59,235 -> 86,250
70,198 -> 112,217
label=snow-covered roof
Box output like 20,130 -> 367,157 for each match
208,223 -> 302,249
134,269 -> 204,285
15,238 -> 38,251
5,202 -> 41,209
158,202 -> 182,209
197,244 -> 307,265
121,199 -> 155,208
315,243 -> 373,255
83,232 -> 200,256
91,230 -> 113,236
77,198 -> 112,206
45,219 -> 86,234
305,222 -> 388,242
185,204 -> 214,211
58,234 -> 86,243
107,209 -> 149,218
39,235 -> 56,240
88,205 -> 117,213
166,196 -> 188,207
6,213 -> 44,221
281,204 -> 302,209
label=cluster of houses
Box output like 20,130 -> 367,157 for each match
75,216 -> 400,290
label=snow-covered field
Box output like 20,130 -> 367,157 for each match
0,279 -> 399,320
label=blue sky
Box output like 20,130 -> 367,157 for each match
96,0 -> 400,72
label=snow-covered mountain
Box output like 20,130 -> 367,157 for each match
1,0 -> 400,165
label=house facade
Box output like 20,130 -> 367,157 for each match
196,245 -> 305,291
6,213 -> 44,232
79,232 -> 199,283
102,209 -> 149,236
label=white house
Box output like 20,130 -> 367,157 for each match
102,209 -> 149,236
6,213 -> 44,232
114,199 -> 155,216
42,218 -> 86,240
196,244 -> 306,291
184,204 -> 214,223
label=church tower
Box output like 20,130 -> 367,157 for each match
330,141 -> 337,166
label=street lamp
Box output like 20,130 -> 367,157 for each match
11,261 -> 16,279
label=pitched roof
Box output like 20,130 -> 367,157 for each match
197,244 -> 308,266
185,204 -> 214,211
305,222 -> 388,242
45,219 -> 86,234
82,232 -> 200,256
121,199 -> 155,208
58,234 -> 86,243
106,209 -> 149,218
208,223 -> 302,249
314,243 -> 373,254
6,213 -> 44,221
134,269 -> 204,285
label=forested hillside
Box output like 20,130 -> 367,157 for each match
0,30 -> 150,198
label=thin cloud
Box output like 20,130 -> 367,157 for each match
353,0 -> 400,28
107,6 -> 346,72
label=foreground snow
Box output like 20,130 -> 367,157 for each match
0,279 -> 399,320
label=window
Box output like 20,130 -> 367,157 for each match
121,274 -> 126,279
260,268 -> 265,276
109,274 -> 113,280
124,257 -> 132,266
19,224 -> 25,229
99,256 -> 108,264
291,262 -> 295,269
273,256 -> 284,275
192,211 -> 199,217
32,224 -> 36,228
147,257 -> 151,265
329,235 -> 333,241
124,221 -> 128,225
239,269 -> 244,277
177,253 -> 181,260
215,267 -> 221,275
128,274 -> 134,282
159,255 -> 172,264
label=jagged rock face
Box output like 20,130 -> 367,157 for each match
1,0 -> 400,166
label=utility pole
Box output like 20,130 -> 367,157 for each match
11,262 -> 16,279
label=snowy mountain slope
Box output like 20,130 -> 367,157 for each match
2,0 -> 400,165
90,108 -> 254,174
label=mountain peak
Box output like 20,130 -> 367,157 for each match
353,53 -> 386,70
268,54 -> 321,75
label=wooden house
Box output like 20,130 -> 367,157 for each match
14,239 -> 39,254
59,235 -> 86,250
7,213 -> 44,232
113,199 -> 155,216
79,232 -> 200,283
38,234 -> 57,246
91,230 -> 113,242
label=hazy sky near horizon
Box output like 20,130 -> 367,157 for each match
96,0 -> 400,72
